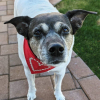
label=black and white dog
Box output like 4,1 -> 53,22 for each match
4,0 -> 97,100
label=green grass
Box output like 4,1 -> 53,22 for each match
56,0 -> 100,78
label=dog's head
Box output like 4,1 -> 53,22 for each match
4,10 -> 97,66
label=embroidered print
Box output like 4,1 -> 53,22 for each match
29,57 -> 53,71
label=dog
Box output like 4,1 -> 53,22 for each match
4,0 -> 97,100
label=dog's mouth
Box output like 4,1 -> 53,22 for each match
52,60 -> 61,64
49,60 -> 65,65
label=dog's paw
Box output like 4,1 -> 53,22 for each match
27,92 -> 36,100
54,91 -> 65,100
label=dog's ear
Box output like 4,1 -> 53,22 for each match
4,16 -> 32,39
66,10 -> 97,34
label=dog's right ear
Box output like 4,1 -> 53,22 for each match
4,16 -> 32,40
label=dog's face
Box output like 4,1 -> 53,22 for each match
4,10 -> 97,65
28,12 -> 73,65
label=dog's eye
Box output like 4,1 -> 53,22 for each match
34,30 -> 42,36
62,28 -> 69,35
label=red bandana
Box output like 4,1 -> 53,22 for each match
24,38 -> 55,74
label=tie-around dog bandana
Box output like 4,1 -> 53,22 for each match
24,38 -> 55,74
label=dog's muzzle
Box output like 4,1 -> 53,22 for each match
47,43 -> 65,64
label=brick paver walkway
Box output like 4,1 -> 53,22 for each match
0,0 -> 100,100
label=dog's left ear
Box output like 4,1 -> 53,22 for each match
66,10 -> 97,34
4,16 -> 32,39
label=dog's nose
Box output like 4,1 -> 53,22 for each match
48,43 -> 64,56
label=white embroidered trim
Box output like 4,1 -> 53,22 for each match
29,57 -> 52,71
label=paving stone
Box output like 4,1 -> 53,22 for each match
71,51 -> 77,58
72,76 -> 81,89
13,98 -> 27,100
78,75 -> 100,100
2,0 -> 13,1
9,79 -> 28,99
0,32 -> 8,45
2,0 -> 12,1
0,5 -> 6,10
0,45 -> 1,55
68,57 -> 94,79
9,54 -> 22,66
0,75 -> 8,100
8,27 -> 17,35
7,5 -> 14,10
9,34 -> 17,44
62,73 -> 76,91
0,10 -> 6,15
0,22 -> 7,32
10,66 -> 39,80
0,2 -> 6,6
63,89 -> 88,100
7,0 -> 14,5
7,9 -> 14,14
1,15 -> 13,21
0,16 -> 1,21
10,65 -> 26,81
49,0 -> 61,5
51,73 -> 76,91
0,56 -> 8,75
1,44 -> 18,55
8,23 -> 14,27
35,77 -> 55,100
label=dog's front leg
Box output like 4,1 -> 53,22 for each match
24,67 -> 36,100
54,69 -> 66,100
